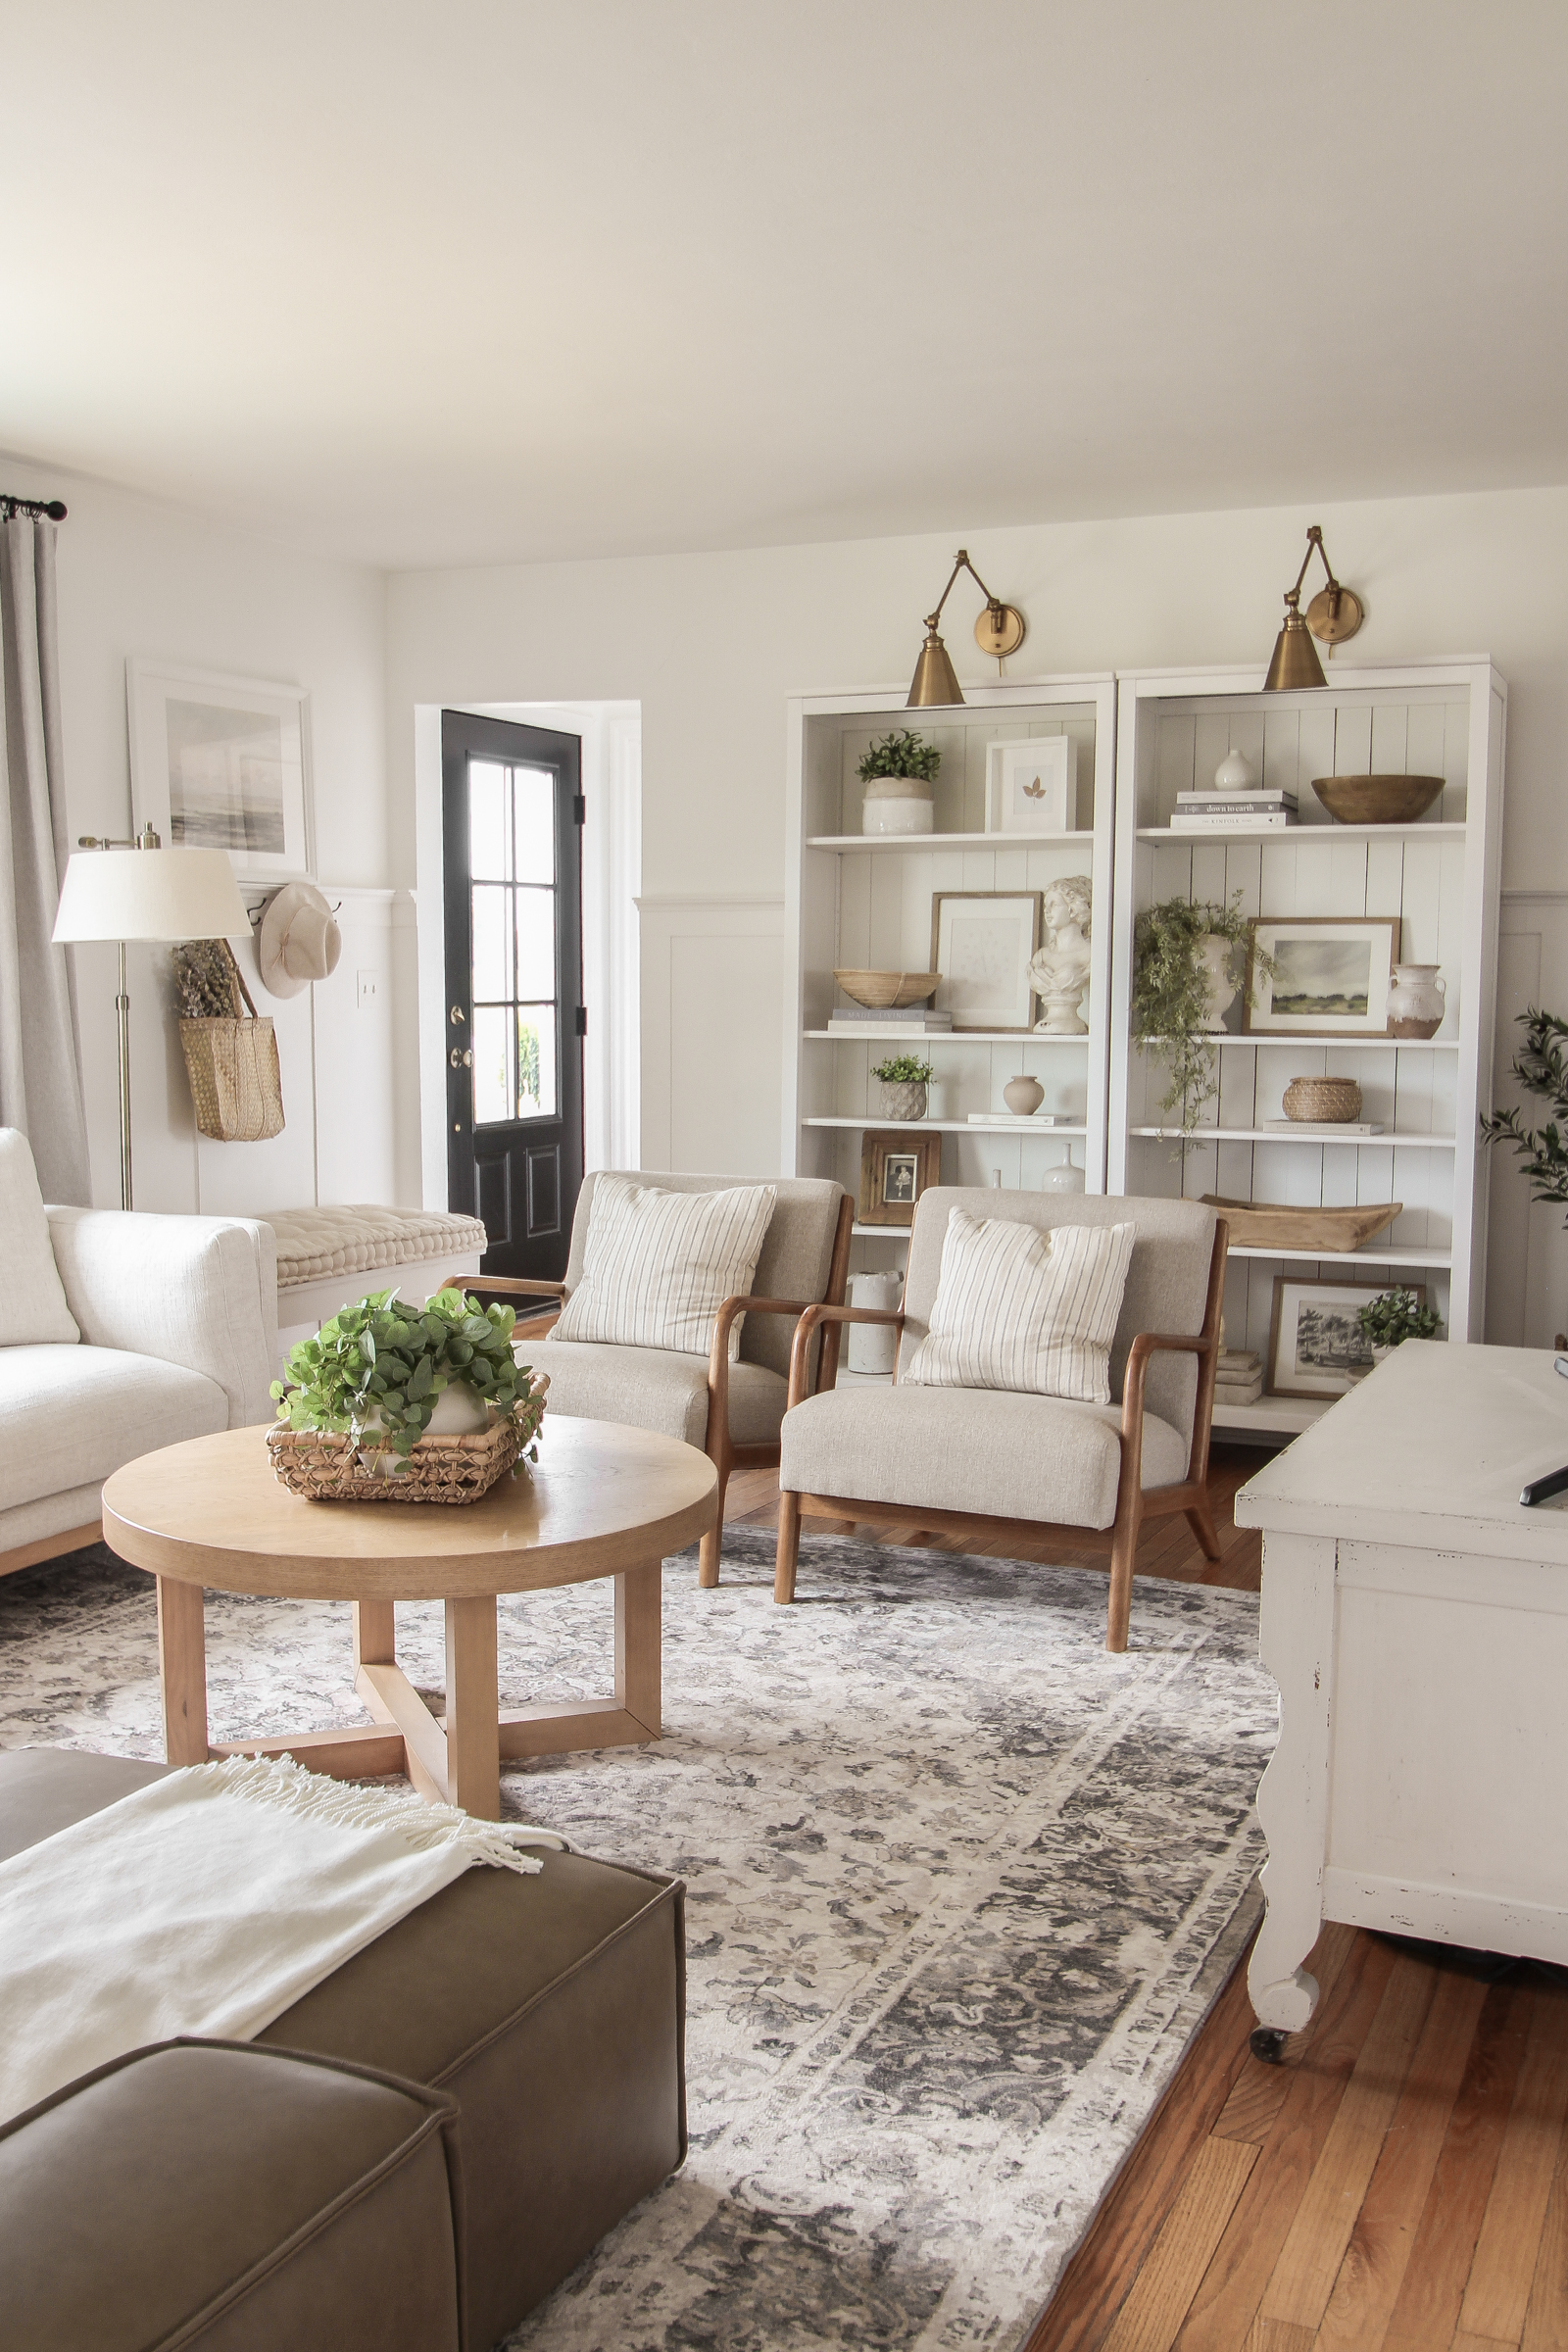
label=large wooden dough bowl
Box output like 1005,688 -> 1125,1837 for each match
1200,1195 -> 1402,1251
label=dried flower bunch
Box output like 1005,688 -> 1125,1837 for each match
172,939 -> 243,1020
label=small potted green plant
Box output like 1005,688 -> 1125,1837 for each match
857,728 -> 942,837
270,1287 -> 548,1490
872,1052 -> 935,1121
1353,1287 -> 1442,1375
1131,894 -> 1272,1134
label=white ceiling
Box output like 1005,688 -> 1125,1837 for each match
5,2 -> 1565,569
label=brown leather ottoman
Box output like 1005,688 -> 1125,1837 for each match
0,1747 -> 688,2352
0,2039 -> 466,2352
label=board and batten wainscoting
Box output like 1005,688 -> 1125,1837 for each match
638,894 -> 784,1175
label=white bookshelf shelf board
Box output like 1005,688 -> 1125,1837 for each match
808,828 -> 1098,852
1137,821 -> 1468,846
784,677 -> 1118,1284
1108,660 -> 1506,1368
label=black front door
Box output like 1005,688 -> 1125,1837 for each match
443,710 -> 584,1280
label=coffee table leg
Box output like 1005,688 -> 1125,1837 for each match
615,1563 -> 662,1737
445,1596 -> 500,1820
157,1575 -> 210,1766
354,1598 -> 396,1671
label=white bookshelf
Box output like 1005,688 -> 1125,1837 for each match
1107,659 -> 1507,1440
783,677 -> 1119,1274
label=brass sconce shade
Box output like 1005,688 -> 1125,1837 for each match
1263,524 -> 1364,692
907,549 -> 1027,708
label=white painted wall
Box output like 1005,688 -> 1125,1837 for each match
1,453 -> 400,1216
384,484 -> 1568,1333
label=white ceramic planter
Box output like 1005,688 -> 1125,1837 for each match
861,777 -> 935,836
1198,934 -> 1239,1032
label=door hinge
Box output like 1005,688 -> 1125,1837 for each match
574,1004 -> 588,1037
572,793 -> 586,826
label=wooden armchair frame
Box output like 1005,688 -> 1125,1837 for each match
475,1194 -> 856,1589
773,1219 -> 1230,1653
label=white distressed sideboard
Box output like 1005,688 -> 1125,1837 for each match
1235,1341 -> 1568,2056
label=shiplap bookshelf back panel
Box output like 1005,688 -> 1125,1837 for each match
1149,691 -> 1469,828
831,710 -> 1100,838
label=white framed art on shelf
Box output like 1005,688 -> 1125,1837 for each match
127,658 -> 314,883
985,735 -> 1078,833
931,890 -> 1043,1032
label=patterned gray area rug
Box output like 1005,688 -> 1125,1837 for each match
0,1526 -> 1273,2352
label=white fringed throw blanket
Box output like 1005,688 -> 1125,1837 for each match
0,1754 -> 554,2127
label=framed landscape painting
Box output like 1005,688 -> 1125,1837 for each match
127,659 -> 314,883
1266,1275 -> 1427,1399
1244,915 -> 1400,1037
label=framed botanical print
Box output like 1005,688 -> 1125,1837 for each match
127,659 -> 314,883
858,1129 -> 943,1228
1244,915 -> 1401,1038
1266,1275 -> 1427,1399
985,735 -> 1078,833
931,891 -> 1043,1032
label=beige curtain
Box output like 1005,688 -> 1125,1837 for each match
0,510 -> 89,1202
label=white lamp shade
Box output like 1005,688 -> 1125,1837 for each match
52,848 -> 251,944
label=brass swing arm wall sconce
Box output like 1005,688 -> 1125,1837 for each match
907,549 -> 1027,707
1263,523 -> 1365,692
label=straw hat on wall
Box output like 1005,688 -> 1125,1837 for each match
257,882 -> 341,999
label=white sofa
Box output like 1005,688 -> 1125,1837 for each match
0,1135 -> 278,1575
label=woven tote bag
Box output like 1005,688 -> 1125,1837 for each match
178,946 -> 285,1142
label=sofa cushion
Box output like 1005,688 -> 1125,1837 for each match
0,1128 -> 78,1347
0,1747 -> 686,2352
0,1346 -> 228,1515
904,1209 -> 1136,1403
554,1174 -> 776,1360
0,2037 -> 463,2352
533,1336 -> 787,1446
779,1381 -> 1189,1530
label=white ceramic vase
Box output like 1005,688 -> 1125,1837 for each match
847,1270 -> 903,1374
1198,934 -> 1238,1032
1387,962 -> 1446,1039
1213,748 -> 1257,793
1041,1147 -> 1085,1194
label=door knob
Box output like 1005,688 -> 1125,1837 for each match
450,1047 -> 472,1068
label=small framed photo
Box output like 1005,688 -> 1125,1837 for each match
1266,1276 -> 1427,1399
985,736 -> 1078,833
931,891 -> 1043,1032
1245,915 -> 1401,1037
858,1129 -> 942,1227
127,659 -> 314,883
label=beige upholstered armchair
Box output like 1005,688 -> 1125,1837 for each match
774,1188 -> 1228,1651
482,1172 -> 853,1586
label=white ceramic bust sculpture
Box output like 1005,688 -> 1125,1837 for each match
1029,875 -> 1093,1036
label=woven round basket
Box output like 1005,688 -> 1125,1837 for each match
267,1414 -> 524,1504
1282,1075 -> 1363,1124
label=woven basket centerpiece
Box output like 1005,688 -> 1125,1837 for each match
1282,1075 -> 1363,1124
266,1410 -> 536,1505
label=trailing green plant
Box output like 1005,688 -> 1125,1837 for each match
1480,1006 -> 1568,1213
270,1288 -> 546,1467
1356,1288 -> 1441,1348
872,1053 -> 936,1085
1130,894 -> 1272,1133
856,728 -> 942,785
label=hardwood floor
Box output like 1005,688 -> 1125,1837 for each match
724,1446 -> 1568,2352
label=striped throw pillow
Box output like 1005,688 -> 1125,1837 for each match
903,1210 -> 1136,1403
554,1176 -> 777,1360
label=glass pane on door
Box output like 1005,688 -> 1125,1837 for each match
469,756 -> 560,1125
517,1004 -> 558,1119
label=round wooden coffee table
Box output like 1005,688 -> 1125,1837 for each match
101,1416 -> 718,1820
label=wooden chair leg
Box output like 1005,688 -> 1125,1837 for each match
1106,1494 -> 1143,1653
1185,1496 -> 1222,1562
698,1458 -> 730,1590
774,1491 -> 802,1604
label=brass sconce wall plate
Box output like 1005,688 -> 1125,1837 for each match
973,600 -> 1027,660
1304,582 -> 1365,647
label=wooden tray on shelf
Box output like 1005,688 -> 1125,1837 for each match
1200,1195 -> 1402,1251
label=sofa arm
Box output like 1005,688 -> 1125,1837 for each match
45,1208 -> 279,1429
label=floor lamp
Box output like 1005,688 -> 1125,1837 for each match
51,831 -> 252,1209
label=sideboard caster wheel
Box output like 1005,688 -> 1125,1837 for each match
1250,2026 -> 1288,2065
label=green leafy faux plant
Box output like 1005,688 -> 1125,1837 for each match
872,1053 -> 936,1085
857,728 -> 942,785
1131,894 -> 1273,1133
271,1288 -> 547,1468
1480,1007 -> 1568,1213
1356,1288 -> 1441,1349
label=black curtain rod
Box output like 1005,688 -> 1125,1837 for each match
0,493 -> 67,519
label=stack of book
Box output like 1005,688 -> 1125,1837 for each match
1213,1348 -> 1263,1408
1169,787 -> 1297,834
827,1005 -> 953,1035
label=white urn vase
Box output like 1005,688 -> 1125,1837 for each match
1387,962 -> 1446,1039
1197,934 -> 1239,1032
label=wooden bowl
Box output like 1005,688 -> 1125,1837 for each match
833,969 -> 941,1009
1201,1195 -> 1401,1251
1311,774 -> 1445,825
